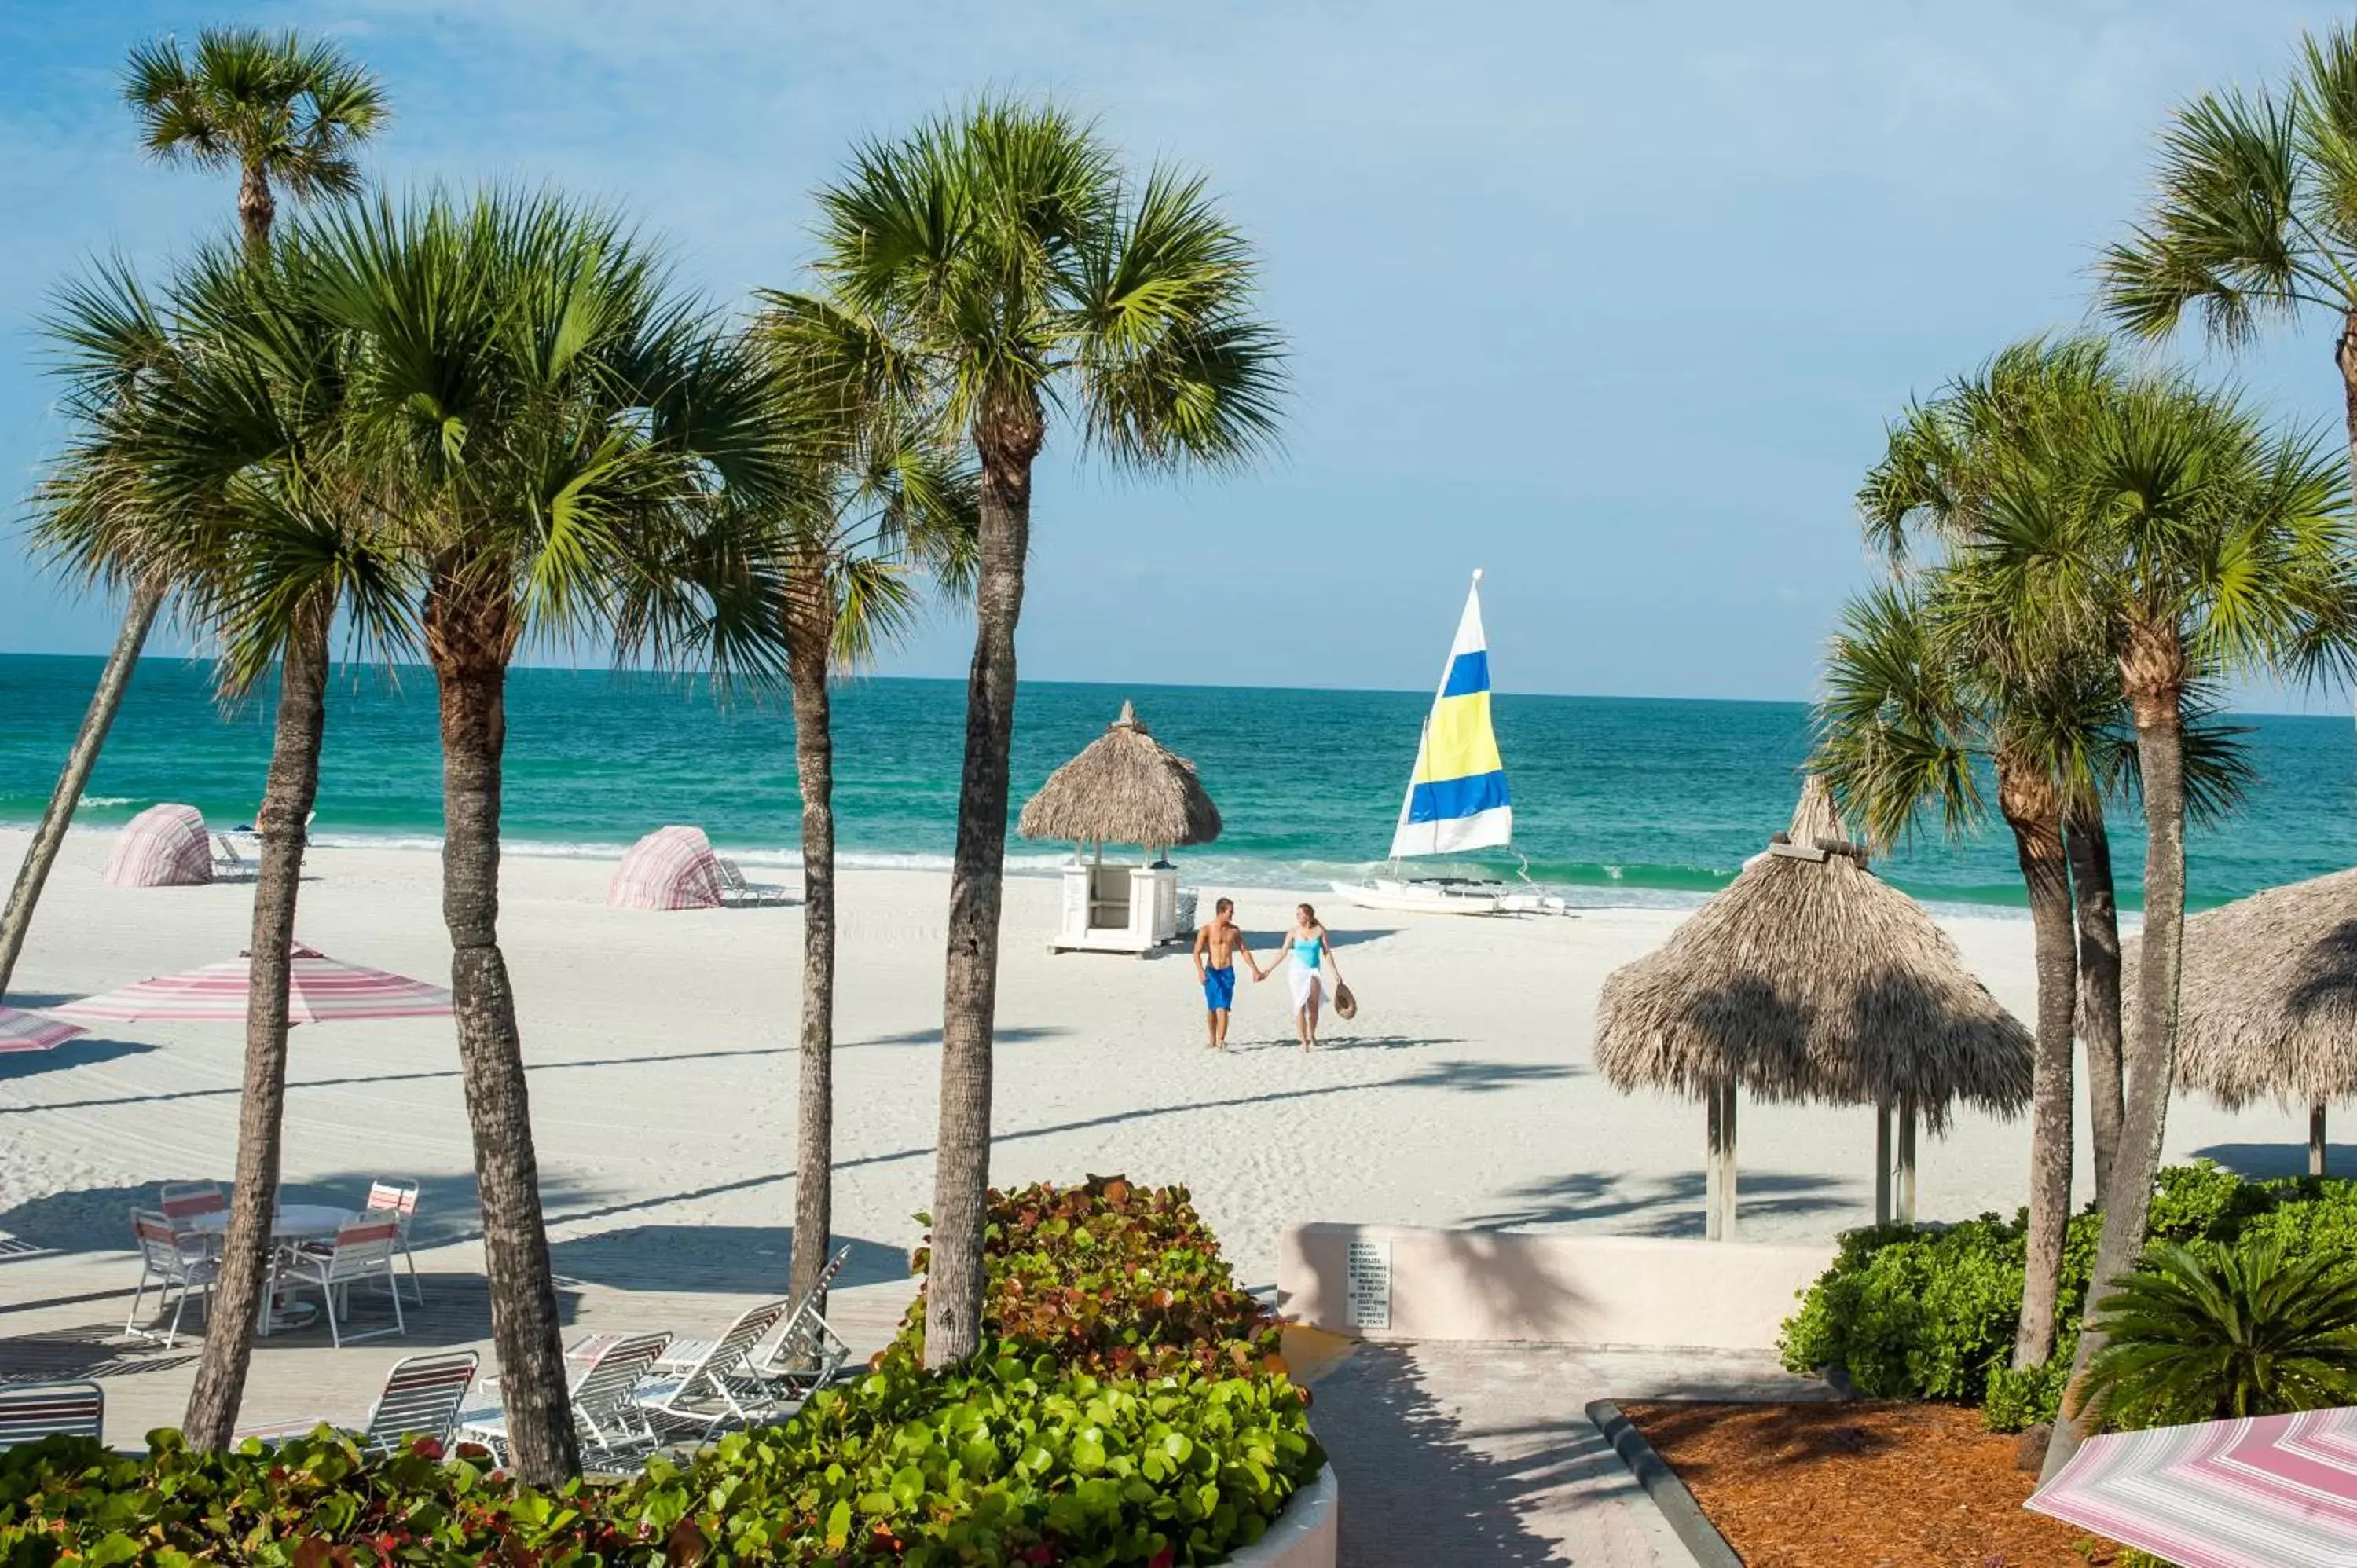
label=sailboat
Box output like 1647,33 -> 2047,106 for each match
1332,571 -> 1563,917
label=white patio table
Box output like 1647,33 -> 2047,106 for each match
186,1205 -> 354,1335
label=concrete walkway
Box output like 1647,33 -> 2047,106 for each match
1306,1341 -> 1835,1566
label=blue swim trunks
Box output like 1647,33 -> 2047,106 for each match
1202,965 -> 1236,1011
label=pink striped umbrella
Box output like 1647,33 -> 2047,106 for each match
49,942 -> 451,1026
2028,1407 -> 2357,1566
0,1006 -> 87,1053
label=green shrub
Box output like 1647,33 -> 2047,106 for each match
0,1174 -> 1323,1566
2077,1237 -> 2357,1429
903,1174 -> 1284,1380
641,1346 -> 1321,1563
1779,1163 -> 2357,1434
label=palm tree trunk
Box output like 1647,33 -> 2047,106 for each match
2001,758 -> 2077,1370
181,609 -> 330,1449
0,578 -> 163,997
925,407 -> 1040,1369
786,570 -> 837,1319
2065,808 -> 2125,1204
239,163 -> 275,262
2337,309 -> 2357,503
428,588 -> 577,1483
2041,645 -> 2187,1482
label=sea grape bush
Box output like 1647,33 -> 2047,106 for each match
903,1175 -> 1285,1380
0,1174 -> 1323,1566
1780,1163 -> 2357,1433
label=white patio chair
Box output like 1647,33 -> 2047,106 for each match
365,1178 -> 425,1303
632,1299 -> 788,1439
717,857 -> 794,907
460,1331 -> 670,1472
237,1350 -> 479,1457
124,1208 -> 218,1346
210,833 -> 257,881
159,1181 -> 226,1222
277,1213 -> 406,1347
656,1244 -> 852,1378
0,1382 -> 103,1451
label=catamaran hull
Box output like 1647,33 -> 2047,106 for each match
1329,878 -> 1508,916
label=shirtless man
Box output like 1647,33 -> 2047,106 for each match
1191,898 -> 1263,1050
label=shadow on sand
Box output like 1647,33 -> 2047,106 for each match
548,1227 -> 906,1295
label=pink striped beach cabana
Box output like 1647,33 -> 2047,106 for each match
607,826 -> 726,910
101,804 -> 213,888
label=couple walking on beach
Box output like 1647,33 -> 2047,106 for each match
1193,899 -> 1349,1053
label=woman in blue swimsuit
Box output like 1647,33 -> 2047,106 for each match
1263,903 -> 1343,1051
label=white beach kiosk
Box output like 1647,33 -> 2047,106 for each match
1020,702 -> 1222,956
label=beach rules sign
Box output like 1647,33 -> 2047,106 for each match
1344,1238 -> 1392,1331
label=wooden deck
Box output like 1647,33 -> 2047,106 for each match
0,1236 -> 913,1446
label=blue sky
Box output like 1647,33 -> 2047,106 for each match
2,1 -> 2353,708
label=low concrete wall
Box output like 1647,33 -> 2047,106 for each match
1227,1463 -> 1336,1567
1278,1223 -> 1833,1350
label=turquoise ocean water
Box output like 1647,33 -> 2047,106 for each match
4,652 -> 2355,914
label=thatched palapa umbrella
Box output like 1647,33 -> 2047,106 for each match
1595,779 -> 2033,1239
1020,702 -> 1221,954
1018,702 -> 1221,852
2129,866 -> 2357,1177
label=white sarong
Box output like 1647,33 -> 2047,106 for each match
1288,958 -> 1324,1013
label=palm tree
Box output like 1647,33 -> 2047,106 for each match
2100,24 -> 2357,492
783,100 -> 1283,1366
33,241 -> 409,1449
300,190 -> 794,1482
1816,579 -> 2085,1368
124,27 -> 387,259
1858,338 -> 2137,1204
1976,372 -> 2357,1478
2077,1239 -> 2357,1429
0,28 -> 385,999
755,295 -> 977,1318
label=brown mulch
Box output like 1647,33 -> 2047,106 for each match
1622,1401 -> 2128,1568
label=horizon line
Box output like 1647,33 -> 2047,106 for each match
1,646 -> 2350,721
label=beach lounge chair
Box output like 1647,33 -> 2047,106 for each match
125,1209 -> 218,1346
0,1382 -> 102,1451
277,1214 -> 406,1347
365,1178 -> 425,1303
211,833 -> 257,881
631,1299 -> 789,1439
460,1331 -> 670,1471
236,1350 -> 480,1456
717,857 -> 794,907
656,1245 -> 856,1407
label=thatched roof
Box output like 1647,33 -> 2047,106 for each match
1017,702 -> 1222,848
2128,866 -> 2357,1110
1593,778 -> 2033,1125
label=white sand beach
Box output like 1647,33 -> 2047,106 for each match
0,827 -> 2319,1288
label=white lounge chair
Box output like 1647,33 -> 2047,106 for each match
460,1331 -> 670,1471
236,1350 -> 479,1456
211,833 -> 257,881
717,858 -> 794,907
0,1382 -> 103,1450
658,1245 -> 856,1408
632,1299 -> 789,1439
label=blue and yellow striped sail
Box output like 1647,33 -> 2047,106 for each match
1391,573 -> 1512,858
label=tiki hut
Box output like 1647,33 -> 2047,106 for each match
1019,702 -> 1221,954
1595,778 -> 2033,1239
2129,866 -> 2357,1176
